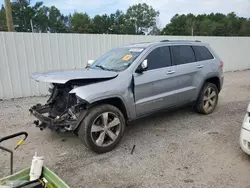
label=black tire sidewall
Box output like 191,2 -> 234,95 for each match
195,82 -> 219,114
78,104 -> 125,153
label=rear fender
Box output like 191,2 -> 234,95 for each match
196,73 -> 221,99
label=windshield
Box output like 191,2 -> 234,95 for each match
90,47 -> 144,71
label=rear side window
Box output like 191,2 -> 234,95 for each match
146,46 -> 172,70
193,46 -> 214,61
170,45 -> 195,65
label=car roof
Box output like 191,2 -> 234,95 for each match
123,42 -> 154,48
123,40 -> 205,49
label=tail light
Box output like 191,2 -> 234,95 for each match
220,61 -> 224,68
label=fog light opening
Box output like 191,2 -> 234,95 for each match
243,140 -> 247,146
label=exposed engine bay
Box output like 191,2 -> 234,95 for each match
29,69 -> 119,132
29,83 -> 86,132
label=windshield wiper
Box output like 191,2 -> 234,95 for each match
95,65 -> 117,72
95,65 -> 106,70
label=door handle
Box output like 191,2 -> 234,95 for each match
197,65 -> 204,68
167,70 -> 175,74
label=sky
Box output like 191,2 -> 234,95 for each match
1,0 -> 250,27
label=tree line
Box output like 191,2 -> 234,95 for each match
0,0 -> 250,36
162,13 -> 250,36
0,0 -> 159,34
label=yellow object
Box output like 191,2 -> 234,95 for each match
46,182 -> 56,188
122,55 -> 133,61
39,179 -> 45,186
43,177 -> 56,188
17,139 -> 24,146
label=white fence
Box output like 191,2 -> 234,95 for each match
0,32 -> 250,99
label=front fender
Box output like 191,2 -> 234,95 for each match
69,75 -> 135,117
69,79 -> 126,103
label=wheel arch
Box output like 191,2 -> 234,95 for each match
74,96 -> 129,134
204,77 -> 221,92
89,96 -> 129,120
196,76 -> 221,102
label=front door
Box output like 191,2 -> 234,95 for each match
133,46 -> 179,116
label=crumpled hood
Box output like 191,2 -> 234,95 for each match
31,69 -> 118,84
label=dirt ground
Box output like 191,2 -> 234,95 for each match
1,70 -> 250,188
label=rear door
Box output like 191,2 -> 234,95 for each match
170,45 -> 201,103
133,46 -> 179,116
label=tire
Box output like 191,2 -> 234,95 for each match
78,104 -> 126,153
194,82 -> 219,115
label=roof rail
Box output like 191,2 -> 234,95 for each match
128,41 -> 151,45
160,40 -> 170,42
160,40 -> 201,42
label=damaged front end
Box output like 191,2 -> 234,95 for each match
29,84 -> 87,132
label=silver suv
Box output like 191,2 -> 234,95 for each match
30,40 -> 224,153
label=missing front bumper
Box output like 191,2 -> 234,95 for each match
29,104 -> 77,131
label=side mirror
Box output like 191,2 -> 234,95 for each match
136,59 -> 148,73
87,60 -> 94,67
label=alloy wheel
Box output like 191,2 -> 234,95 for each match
203,86 -> 217,113
91,112 -> 121,147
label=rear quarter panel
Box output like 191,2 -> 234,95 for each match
193,44 -> 223,98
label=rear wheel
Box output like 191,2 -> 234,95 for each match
78,104 -> 125,153
194,82 -> 218,114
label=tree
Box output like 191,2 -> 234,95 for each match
148,25 -> 161,35
126,3 -> 159,34
91,10 -> 136,34
185,14 -> 196,36
239,19 -> 250,36
161,14 -> 189,35
92,14 -> 111,34
47,6 -> 67,33
0,5 -> 7,31
11,0 -> 35,32
110,10 -> 135,34
32,4 -> 49,32
1,1 -> 249,36
161,13 -> 250,36
70,12 -> 92,33
3,1 -> 68,33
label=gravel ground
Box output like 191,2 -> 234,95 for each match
1,70 -> 250,188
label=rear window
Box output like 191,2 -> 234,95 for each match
193,46 -> 214,61
170,45 -> 196,65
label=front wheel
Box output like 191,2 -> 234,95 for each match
78,104 -> 125,153
194,82 -> 219,115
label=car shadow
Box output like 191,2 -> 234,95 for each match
126,105 -> 194,131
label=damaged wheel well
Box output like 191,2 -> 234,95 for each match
90,98 -> 128,120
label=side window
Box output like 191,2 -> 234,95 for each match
193,46 -> 214,61
170,45 -> 196,65
146,46 -> 171,70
